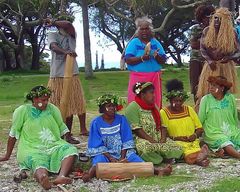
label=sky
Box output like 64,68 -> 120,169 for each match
72,11 -> 122,69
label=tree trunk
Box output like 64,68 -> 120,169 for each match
82,0 -> 94,78
31,43 -> 40,70
0,48 -> 4,73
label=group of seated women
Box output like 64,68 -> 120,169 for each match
0,75 -> 240,190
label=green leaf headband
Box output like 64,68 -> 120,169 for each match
165,90 -> 189,101
25,87 -> 52,102
96,94 -> 125,107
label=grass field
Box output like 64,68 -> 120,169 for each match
0,69 -> 240,191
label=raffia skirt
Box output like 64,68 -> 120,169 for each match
48,75 -> 86,117
196,61 -> 237,109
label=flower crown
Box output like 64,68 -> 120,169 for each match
96,94 -> 125,110
25,86 -> 51,102
134,82 -> 153,95
165,90 -> 189,101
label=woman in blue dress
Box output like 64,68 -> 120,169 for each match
83,94 -> 172,182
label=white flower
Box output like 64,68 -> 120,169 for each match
135,88 -> 141,94
136,82 -> 141,87
39,127 -> 54,145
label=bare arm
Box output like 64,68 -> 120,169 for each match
44,19 -> 75,38
0,136 -> 16,161
53,20 -> 75,38
190,38 -> 200,50
154,54 -> 166,65
133,128 -> 157,143
120,149 -> 127,159
188,128 -> 204,142
125,55 -> 150,65
50,42 -> 77,57
200,29 -> 213,65
103,152 -> 118,162
160,127 -> 167,143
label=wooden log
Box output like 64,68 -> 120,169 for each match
60,55 -> 74,122
96,162 -> 154,180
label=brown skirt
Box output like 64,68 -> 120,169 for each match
196,60 -> 237,109
48,75 -> 86,117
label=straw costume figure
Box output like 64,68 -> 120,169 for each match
196,8 -> 240,109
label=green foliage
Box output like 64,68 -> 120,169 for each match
200,177 -> 240,192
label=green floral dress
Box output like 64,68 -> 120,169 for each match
199,93 -> 240,152
125,102 -> 183,165
9,103 -> 78,173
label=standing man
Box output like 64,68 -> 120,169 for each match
46,19 -> 88,144
189,5 -> 215,103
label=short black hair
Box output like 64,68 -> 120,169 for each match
195,5 -> 215,23
166,79 -> 184,93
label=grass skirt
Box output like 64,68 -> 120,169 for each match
196,61 -> 237,108
48,75 -> 86,117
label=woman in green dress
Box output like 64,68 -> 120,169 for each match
0,86 -> 78,190
199,76 -> 240,159
125,82 -> 183,165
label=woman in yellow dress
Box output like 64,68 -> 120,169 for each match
160,79 -> 209,167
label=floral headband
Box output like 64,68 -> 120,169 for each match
96,94 -> 125,111
134,82 -> 153,95
165,90 -> 189,101
207,76 -> 232,89
25,86 -> 51,102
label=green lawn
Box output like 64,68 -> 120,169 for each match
0,70 -> 193,139
200,177 -> 240,192
1,69 -> 240,191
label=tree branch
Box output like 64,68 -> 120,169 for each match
171,0 -> 209,9
0,29 -> 18,49
154,0 -> 208,34
153,8 -> 176,34
104,0 -> 133,23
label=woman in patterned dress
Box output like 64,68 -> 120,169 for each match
125,82 -> 183,166
0,86 -> 78,190
199,76 -> 240,159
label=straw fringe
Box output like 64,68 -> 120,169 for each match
48,76 -> 86,117
196,61 -> 237,105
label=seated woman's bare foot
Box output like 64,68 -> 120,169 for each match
196,144 -> 209,162
39,174 -> 52,190
20,170 -> 28,179
82,173 -> 91,183
215,149 -> 225,158
53,176 -> 72,185
197,159 -> 210,167
156,164 -> 172,176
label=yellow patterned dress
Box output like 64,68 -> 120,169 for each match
125,101 -> 183,165
160,106 -> 202,156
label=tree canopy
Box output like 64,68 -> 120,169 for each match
89,0 -> 221,65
